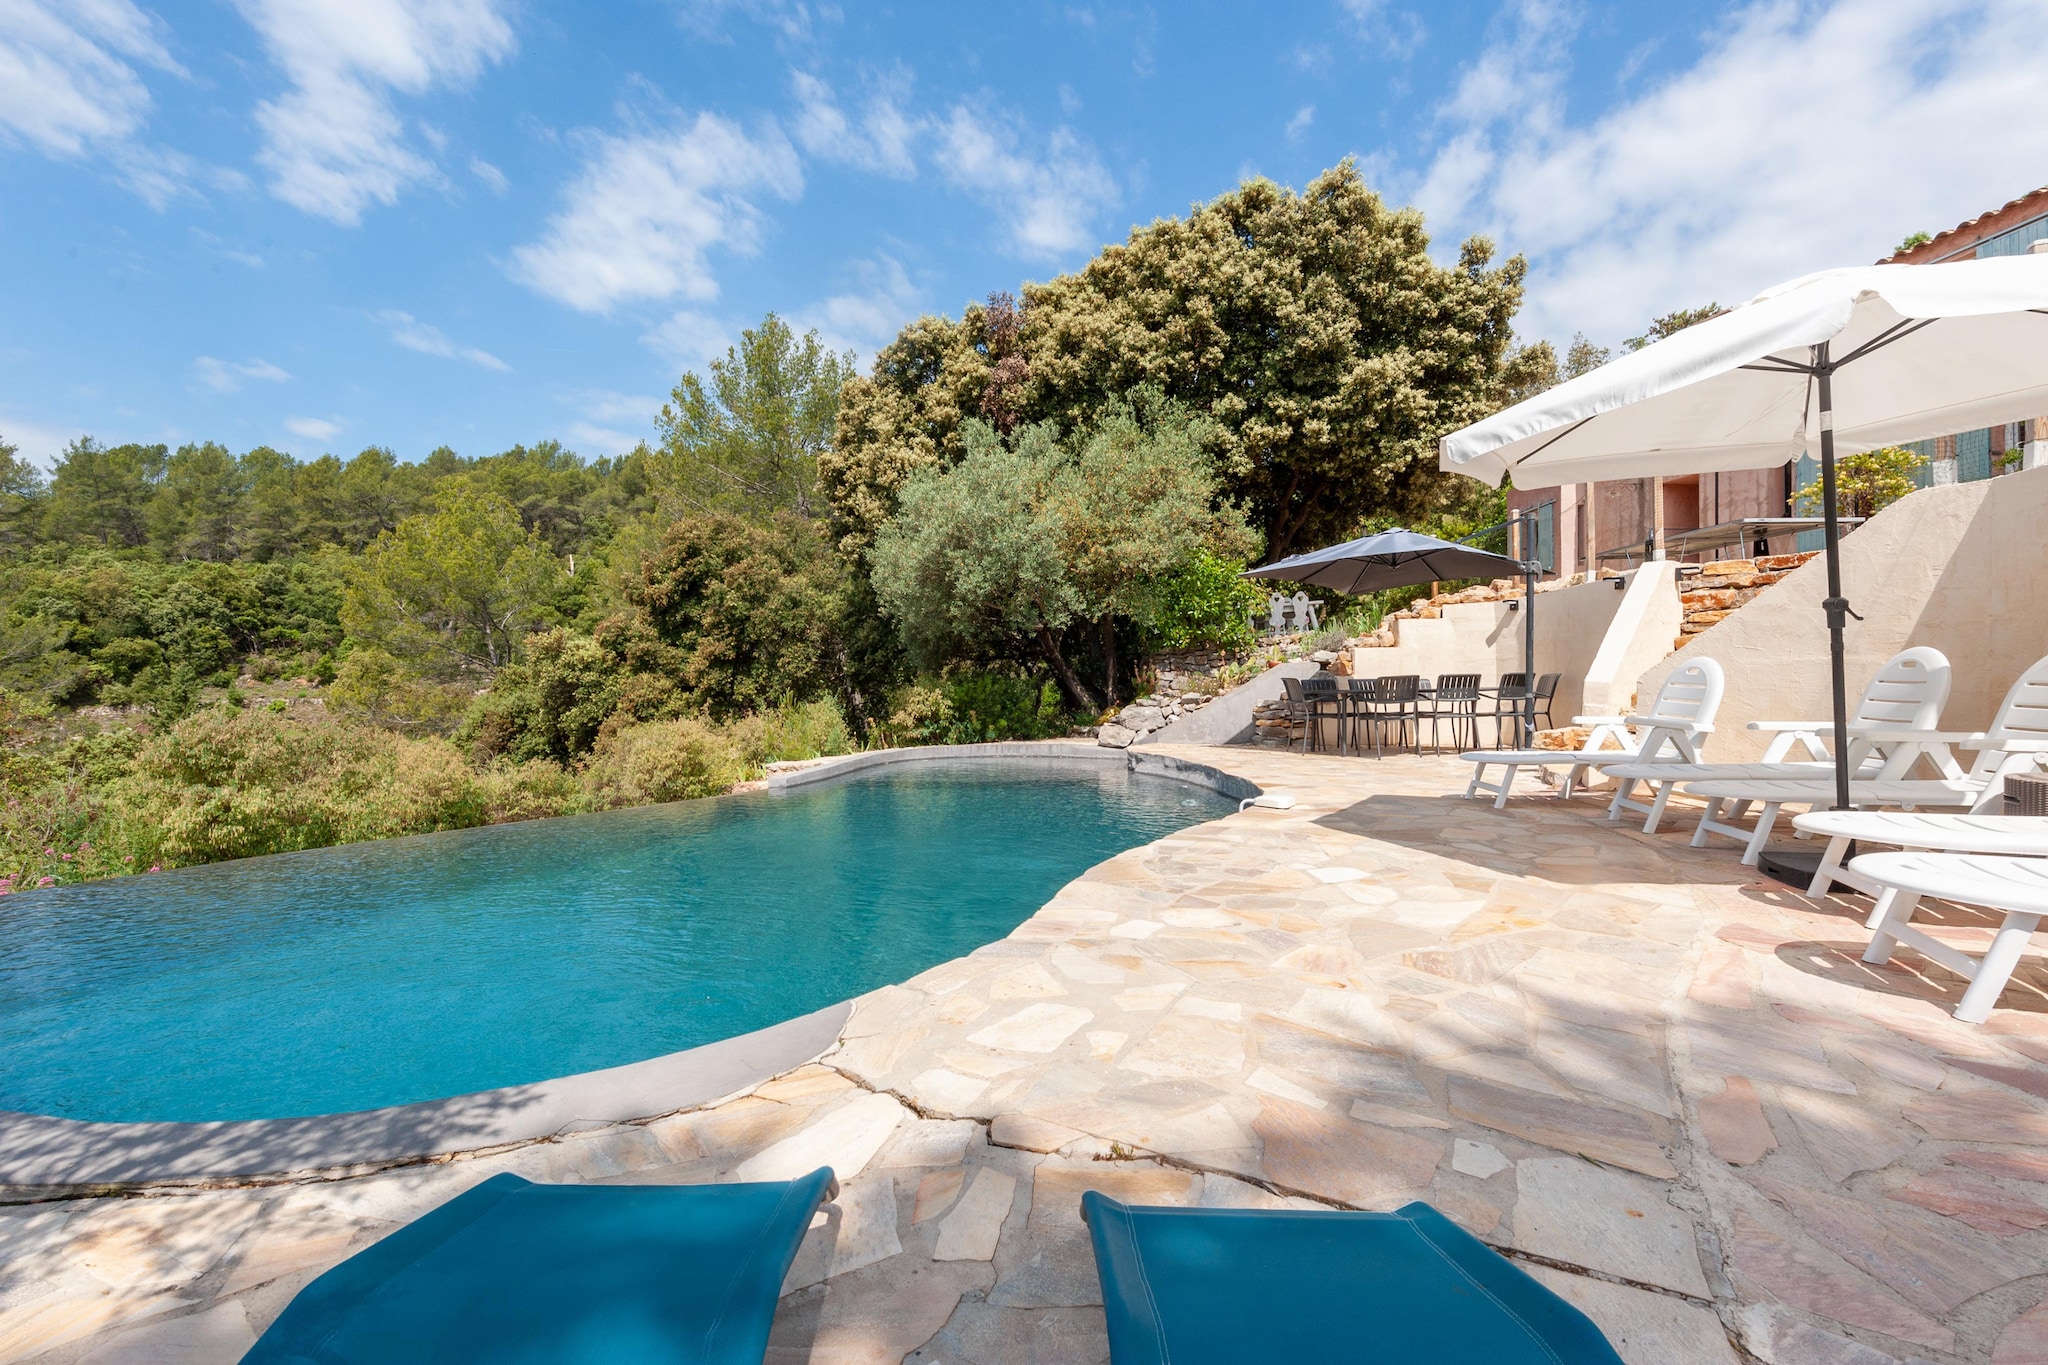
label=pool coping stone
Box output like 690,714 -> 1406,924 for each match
763,739 -> 1262,804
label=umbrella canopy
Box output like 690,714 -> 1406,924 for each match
1437,254 -> 2048,812
1440,256 -> 2048,487
1244,527 -> 1529,596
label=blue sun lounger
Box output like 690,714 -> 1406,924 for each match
1083,1193 -> 1626,1364
243,1166 -> 836,1365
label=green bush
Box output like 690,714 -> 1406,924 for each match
329,647 -> 472,734
112,708 -> 579,867
455,628 -> 622,760
1140,551 -> 1264,653
877,669 -> 1071,745
726,698 -> 854,767
583,718 -> 749,806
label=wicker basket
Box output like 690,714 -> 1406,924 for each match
2006,772 -> 2048,816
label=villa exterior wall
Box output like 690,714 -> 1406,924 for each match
1510,466 -> 1798,579
1633,466 -> 2048,760
1345,566 -> 1682,724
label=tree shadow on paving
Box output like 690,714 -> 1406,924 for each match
1769,937 -> 2048,1016
1313,792 -> 1756,888
1728,883 -> 2048,1017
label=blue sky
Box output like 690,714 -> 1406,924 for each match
4,0 -> 2045,465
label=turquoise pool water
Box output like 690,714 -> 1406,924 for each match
0,760 -> 1232,1123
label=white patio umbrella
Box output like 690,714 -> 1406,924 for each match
1439,255 -> 2048,809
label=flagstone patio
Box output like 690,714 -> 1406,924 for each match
7,745 -> 2048,1364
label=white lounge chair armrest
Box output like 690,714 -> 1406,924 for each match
1625,717 -> 1713,733
1748,720 -> 1832,732
1856,727 -> 1963,743
1572,715 -> 1630,726
1970,737 -> 2048,753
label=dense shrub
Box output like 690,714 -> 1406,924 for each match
116,709 -> 580,865
583,718 -> 749,807
725,698 -> 854,767
1140,550 -> 1264,652
329,647 -> 473,734
876,669 -> 1072,746
624,512 -> 852,720
455,629 -> 623,761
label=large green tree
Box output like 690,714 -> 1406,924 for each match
341,488 -> 562,675
150,441 -> 250,561
655,315 -> 855,521
46,439 -> 165,547
0,437 -> 46,552
1039,395 -> 1256,704
827,161 -> 1537,563
870,399 -> 1254,709
870,422 -> 1082,701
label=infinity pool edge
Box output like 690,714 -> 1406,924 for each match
1,743 -> 1260,1191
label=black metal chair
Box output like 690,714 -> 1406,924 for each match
1300,676 -> 1343,754
1426,674 -> 1483,754
1485,672 -> 1531,749
1342,677 -> 1376,755
1532,673 -> 1562,734
1362,674 -> 1422,756
1278,676 -> 1314,753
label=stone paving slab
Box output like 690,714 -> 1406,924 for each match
9,747 -> 2048,1363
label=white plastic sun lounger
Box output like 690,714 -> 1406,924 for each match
1857,852 -> 2048,1023
1684,653 -> 2048,864
1793,810 -> 2048,898
1685,777 -> 1979,865
1459,660 -> 1722,811
1602,646 -> 1954,834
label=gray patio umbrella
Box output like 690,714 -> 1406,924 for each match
1245,528 -> 1540,739
1243,528 -> 1528,596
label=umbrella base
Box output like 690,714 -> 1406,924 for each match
1758,848 -> 1827,889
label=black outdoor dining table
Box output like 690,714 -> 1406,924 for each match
1327,679 -> 1519,755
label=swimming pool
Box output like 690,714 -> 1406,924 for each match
0,759 -> 1231,1124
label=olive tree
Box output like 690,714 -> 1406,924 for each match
869,397 -> 1254,710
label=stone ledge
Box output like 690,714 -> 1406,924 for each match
762,742 -> 1262,804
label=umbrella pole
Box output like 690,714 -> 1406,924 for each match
1815,349 -> 1853,812
1523,509 -> 1537,747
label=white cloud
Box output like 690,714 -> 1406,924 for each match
561,389 -> 663,454
235,0 -> 515,225
1285,105 -> 1314,141
285,415 -> 342,441
193,356 -> 291,393
1411,0 -> 2048,344
570,389 -> 664,427
794,254 -> 921,360
469,155 -> 508,192
678,1 -> 832,44
0,0 -> 179,157
0,1 -> 229,205
790,70 -> 918,178
375,310 -> 509,370
567,422 -> 646,454
642,309 -> 735,370
932,104 -> 1118,260
511,112 -> 802,312
0,412 -> 85,465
